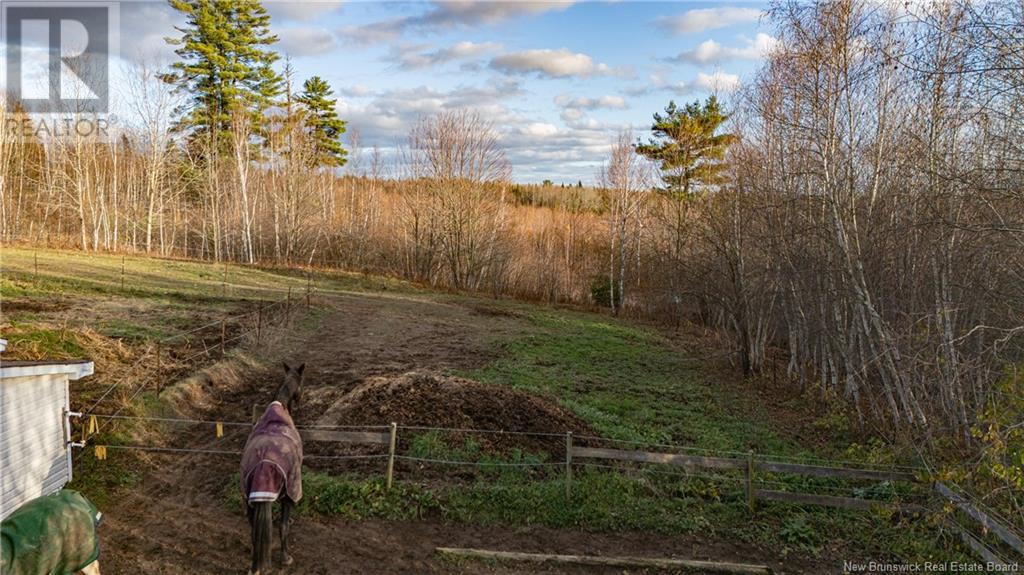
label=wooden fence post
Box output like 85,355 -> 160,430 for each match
34,252 -> 38,279
120,254 -> 125,290
155,342 -> 162,395
220,319 -> 226,357
287,286 -> 292,318
222,261 -> 228,297
256,306 -> 262,346
306,272 -> 312,308
386,422 -> 398,490
746,450 -> 755,513
565,431 -> 573,500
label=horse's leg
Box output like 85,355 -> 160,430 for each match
78,560 -> 101,575
279,496 -> 294,566
247,504 -> 259,575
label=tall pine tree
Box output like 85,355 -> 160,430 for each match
296,76 -> 347,168
163,0 -> 282,151
635,96 -> 735,197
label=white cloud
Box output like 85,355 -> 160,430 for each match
624,73 -> 692,97
695,71 -> 741,92
625,70 -> 740,97
656,7 -> 762,35
266,1 -> 345,23
340,84 -> 373,97
671,33 -> 778,65
388,41 -> 502,70
337,78 -> 524,142
334,76 -> 623,183
560,108 -> 585,122
339,19 -> 406,45
555,94 -> 627,110
490,49 -> 624,79
422,1 -> 576,27
341,1 -> 575,45
278,27 -> 337,57
519,122 -> 559,138
556,95 -> 626,124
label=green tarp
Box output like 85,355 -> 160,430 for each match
1,490 -> 101,575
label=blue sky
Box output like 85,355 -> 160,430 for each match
119,1 -> 773,183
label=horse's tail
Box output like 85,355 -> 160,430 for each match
250,502 -> 273,575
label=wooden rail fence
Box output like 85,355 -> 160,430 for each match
568,445 -> 920,512
83,416 -> 1024,565
934,482 -> 1023,564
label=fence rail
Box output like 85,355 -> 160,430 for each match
935,482 -> 1024,558
571,446 -> 747,471
754,489 -> 905,512
298,429 -> 389,445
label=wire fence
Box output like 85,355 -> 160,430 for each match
73,412 -> 931,491
70,407 -> 1024,563
72,291 -> 314,461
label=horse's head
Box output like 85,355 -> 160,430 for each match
277,362 -> 305,414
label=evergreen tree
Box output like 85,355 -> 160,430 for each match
163,0 -> 282,150
635,96 -> 735,197
296,76 -> 347,167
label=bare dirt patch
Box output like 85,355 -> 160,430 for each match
0,299 -> 71,314
315,370 -> 593,452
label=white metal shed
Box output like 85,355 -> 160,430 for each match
0,359 -> 94,519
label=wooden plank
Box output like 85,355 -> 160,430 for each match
757,461 -> 918,483
299,429 -> 388,445
571,446 -> 747,471
935,482 -> 1024,556
755,490 -> 898,511
436,547 -> 773,575
946,520 -> 1011,566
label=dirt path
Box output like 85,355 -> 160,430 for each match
97,292 -> 834,574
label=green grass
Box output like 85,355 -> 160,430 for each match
449,310 -> 969,561
0,247 -> 401,362
1,246 -> 420,303
466,311 -> 797,454
406,430 -> 550,476
67,432 -> 141,509
97,318 -> 175,343
2,324 -> 89,358
225,466 -> 963,563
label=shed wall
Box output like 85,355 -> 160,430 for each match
0,373 -> 71,519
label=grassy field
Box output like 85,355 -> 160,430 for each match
0,246 -> 969,566
1,246 -> 412,359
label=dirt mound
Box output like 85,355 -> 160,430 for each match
316,371 -> 593,452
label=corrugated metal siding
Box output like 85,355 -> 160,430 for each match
0,373 -> 71,519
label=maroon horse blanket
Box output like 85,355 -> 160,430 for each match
240,402 -> 303,504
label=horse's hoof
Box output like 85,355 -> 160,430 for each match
282,554 -> 294,566
248,571 -> 260,575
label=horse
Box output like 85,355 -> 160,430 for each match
0,489 -> 103,575
240,362 -> 305,575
